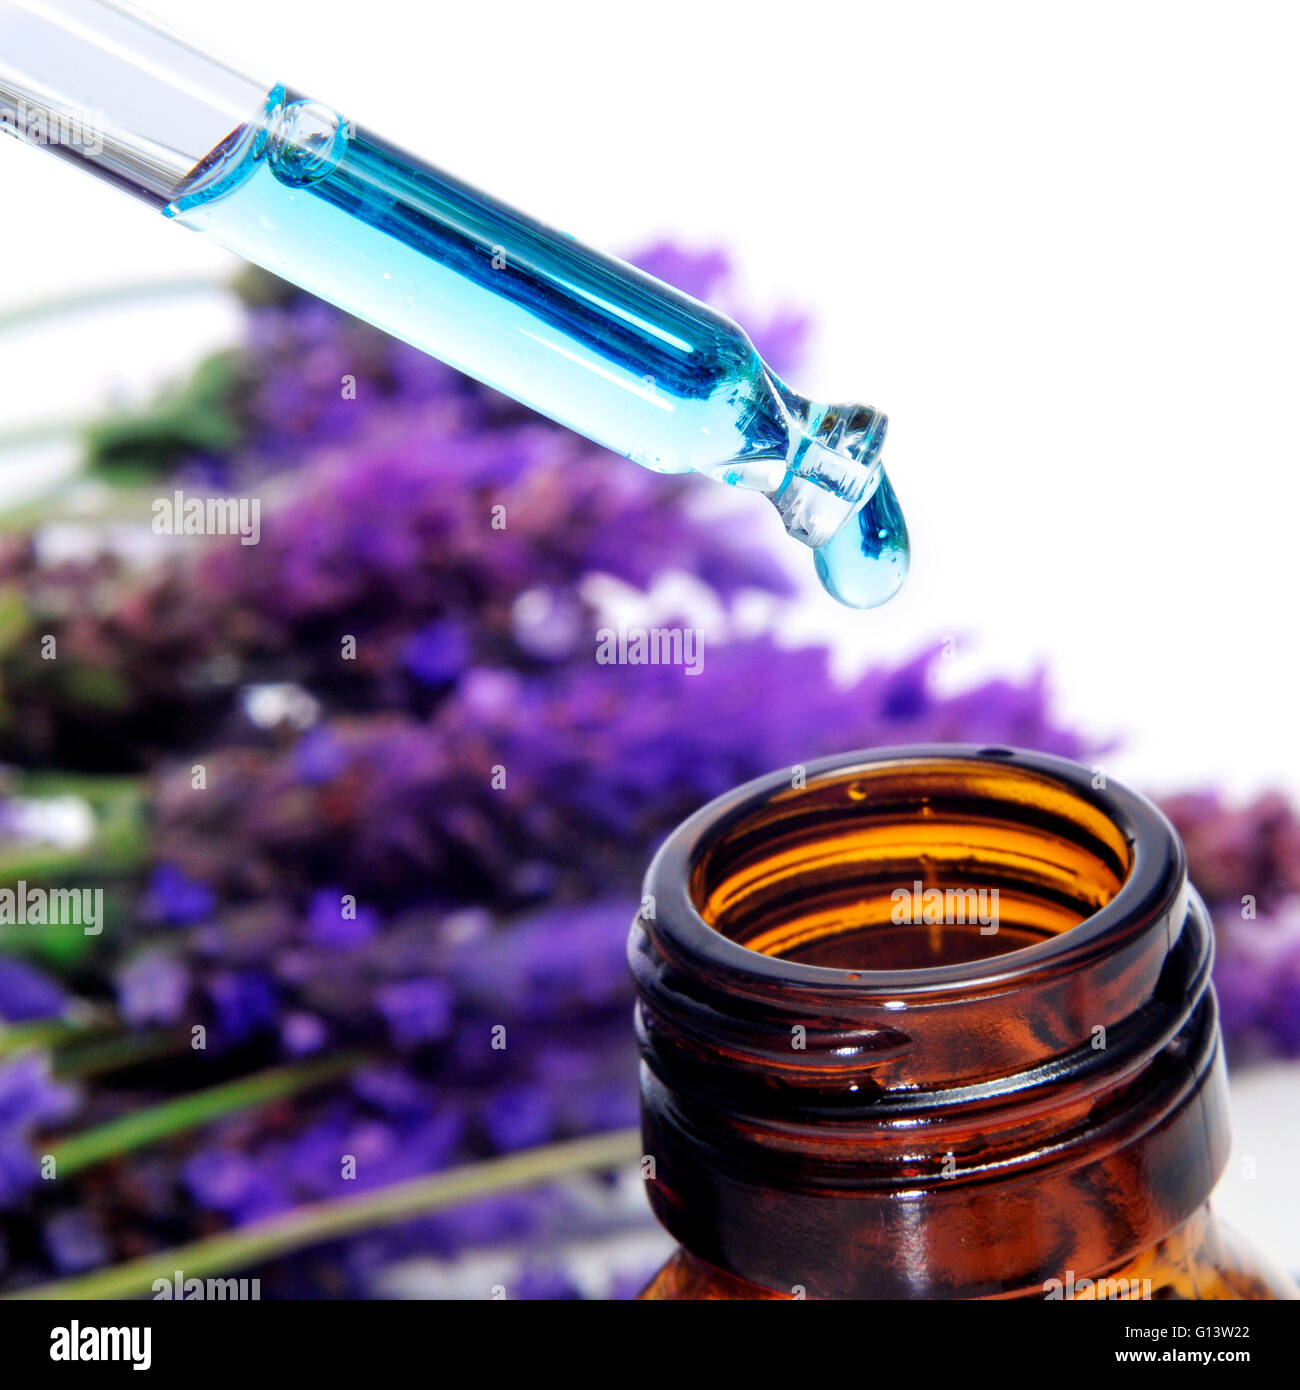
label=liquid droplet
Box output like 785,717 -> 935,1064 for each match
813,470 -> 910,609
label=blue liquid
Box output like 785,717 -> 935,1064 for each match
167,89 -> 908,607
814,474 -> 910,607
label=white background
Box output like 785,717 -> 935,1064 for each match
1,0 -> 1298,1265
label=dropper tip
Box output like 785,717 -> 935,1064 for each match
813,471 -> 910,609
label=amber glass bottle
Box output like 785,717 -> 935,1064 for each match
629,745 -> 1296,1300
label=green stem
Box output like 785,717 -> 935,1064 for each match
0,278 -> 225,336
12,1128 -> 643,1300
48,1053 -> 362,1176
51,1030 -> 183,1080
0,1017 -> 93,1057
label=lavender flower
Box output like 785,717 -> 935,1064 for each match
0,958 -> 66,1023
145,864 -> 216,926
1159,789 -> 1300,1061
114,951 -> 189,1027
0,1054 -> 77,1205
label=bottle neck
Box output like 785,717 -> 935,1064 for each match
629,746 -> 1231,1299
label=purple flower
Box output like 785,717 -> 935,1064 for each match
281,1011 -> 329,1055
351,1065 -> 430,1118
306,889 -> 380,950
609,1265 -> 662,1300
630,243 -> 731,302
511,1261 -> 583,1300
0,1134 -> 38,1206
183,1150 -> 255,1210
146,864 -> 216,926
293,727 -> 348,784
209,971 -> 278,1042
0,1053 -> 77,1207
1164,790 -> 1300,914
402,622 -> 472,687
0,1053 -> 77,1132
403,1109 -> 464,1172
375,978 -> 454,1049
566,1079 -> 639,1134
115,952 -> 189,1026
43,1210 -> 109,1274
481,1084 -> 556,1154
448,901 -> 631,1021
425,1193 -> 545,1252
183,1149 -> 290,1223
510,587 -> 583,661
0,958 -> 65,1023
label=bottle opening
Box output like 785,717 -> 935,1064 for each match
633,747 -> 1223,1297
689,756 -> 1135,971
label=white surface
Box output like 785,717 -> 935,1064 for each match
1219,1066 -> 1300,1277
1,0 -> 1298,1267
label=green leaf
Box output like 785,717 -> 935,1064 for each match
82,350 -> 245,479
46,1053 -> 363,1176
0,777 -> 147,967
0,587 -> 31,654
11,1129 -> 642,1300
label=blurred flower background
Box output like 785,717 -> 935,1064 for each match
0,249 -> 1297,1298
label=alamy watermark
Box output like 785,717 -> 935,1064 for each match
596,624 -> 704,676
50,1322 -> 150,1370
0,882 -> 102,935
1,99 -> 104,154
1044,1271 -> 1152,1300
152,1271 -> 261,1300
152,490 -> 261,545
890,880 -> 999,934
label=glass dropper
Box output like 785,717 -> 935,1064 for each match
0,0 -> 909,607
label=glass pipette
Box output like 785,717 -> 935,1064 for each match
0,0 -> 909,606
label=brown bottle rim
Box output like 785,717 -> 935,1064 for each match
642,742 -> 1186,994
